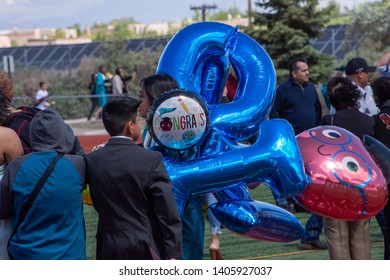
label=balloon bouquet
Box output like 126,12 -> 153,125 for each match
148,22 -> 390,243
83,22 -> 389,244
147,22 -> 309,242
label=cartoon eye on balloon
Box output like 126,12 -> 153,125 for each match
310,127 -> 352,146
150,22 -> 310,243
295,126 -> 388,220
332,150 -> 372,187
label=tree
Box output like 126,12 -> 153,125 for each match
112,21 -> 135,40
68,23 -> 82,37
92,22 -> 110,41
245,0 -> 337,84
347,0 -> 390,51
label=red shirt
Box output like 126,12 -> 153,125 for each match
225,73 -> 238,102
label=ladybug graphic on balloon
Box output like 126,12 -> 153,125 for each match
145,22 -> 389,243
160,117 -> 172,131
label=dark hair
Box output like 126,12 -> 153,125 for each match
372,76 -> 390,105
115,67 -> 123,75
0,71 -> 13,102
288,57 -> 307,76
102,96 -> 141,136
39,81 -> 46,88
327,76 -> 362,111
0,72 -> 12,125
140,74 -> 178,103
98,65 -> 106,73
0,93 -> 11,125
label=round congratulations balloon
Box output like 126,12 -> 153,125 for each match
147,89 -> 209,151
295,126 -> 388,220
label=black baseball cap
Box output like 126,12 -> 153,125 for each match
345,58 -> 376,75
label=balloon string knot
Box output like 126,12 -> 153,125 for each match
225,25 -> 240,55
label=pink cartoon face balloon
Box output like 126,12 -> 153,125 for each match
295,126 -> 388,220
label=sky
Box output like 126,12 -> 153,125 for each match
0,0 -> 378,31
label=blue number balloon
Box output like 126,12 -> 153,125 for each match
164,119 -> 309,213
155,22 -> 309,242
157,22 -> 276,140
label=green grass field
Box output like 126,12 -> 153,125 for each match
83,185 -> 385,260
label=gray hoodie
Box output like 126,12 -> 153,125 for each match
29,109 -> 85,155
0,109 -> 87,260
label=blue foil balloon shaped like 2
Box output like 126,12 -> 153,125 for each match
164,119 -> 309,209
157,22 -> 276,141
162,119 -> 307,242
154,22 -> 309,242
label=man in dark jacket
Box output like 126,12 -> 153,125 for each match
270,57 -> 322,135
270,57 -> 326,250
85,96 -> 182,260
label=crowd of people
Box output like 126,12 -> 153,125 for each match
87,65 -> 135,121
0,50 -> 389,260
270,54 -> 390,260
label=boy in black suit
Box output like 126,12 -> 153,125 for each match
85,96 -> 182,260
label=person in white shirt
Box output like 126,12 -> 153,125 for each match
34,81 -> 50,110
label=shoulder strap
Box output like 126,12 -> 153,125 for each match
8,153 -> 64,243
330,114 -> 334,125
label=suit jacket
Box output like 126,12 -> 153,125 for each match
85,137 -> 182,260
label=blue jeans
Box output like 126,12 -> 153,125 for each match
302,213 -> 323,242
204,193 -> 222,235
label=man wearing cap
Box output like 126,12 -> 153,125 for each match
346,57 -> 388,256
345,57 -> 378,116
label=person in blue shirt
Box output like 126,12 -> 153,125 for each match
94,65 -> 111,119
0,109 -> 86,260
